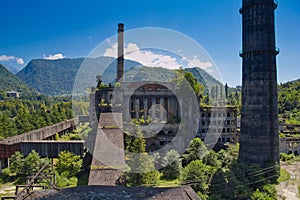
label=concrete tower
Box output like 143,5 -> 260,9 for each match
239,0 -> 280,168
117,23 -> 124,82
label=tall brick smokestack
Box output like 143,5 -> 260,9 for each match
117,23 -> 124,82
238,0 -> 279,176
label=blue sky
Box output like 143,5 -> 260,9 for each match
0,0 -> 299,86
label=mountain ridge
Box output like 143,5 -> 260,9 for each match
16,57 -> 223,96
0,64 -> 37,98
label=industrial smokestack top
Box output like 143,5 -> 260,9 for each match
117,23 -> 124,83
118,23 -> 124,32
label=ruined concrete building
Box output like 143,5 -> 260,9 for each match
89,23 -> 238,157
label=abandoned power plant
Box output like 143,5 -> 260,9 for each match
0,0 -> 293,198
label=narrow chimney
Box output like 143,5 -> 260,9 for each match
117,23 -> 124,82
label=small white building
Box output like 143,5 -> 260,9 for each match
6,91 -> 20,98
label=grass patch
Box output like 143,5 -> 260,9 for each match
155,179 -> 180,188
277,168 -> 290,182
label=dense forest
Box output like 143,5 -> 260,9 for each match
0,64 -> 37,99
16,57 -> 141,96
278,79 -> 300,124
0,97 -> 73,139
224,79 -> 300,125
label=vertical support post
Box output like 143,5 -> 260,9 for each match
151,97 -> 156,121
135,98 -> 140,120
144,97 -> 148,120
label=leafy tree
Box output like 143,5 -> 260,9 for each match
216,144 -> 239,169
251,184 -> 277,200
182,160 -> 216,196
161,150 -> 181,180
125,124 -> 147,153
9,151 -> 25,176
126,153 -> 160,186
55,151 -> 82,178
184,71 -> 204,96
125,125 -> 160,186
182,138 -> 208,166
203,150 -> 221,168
9,150 -> 47,183
0,114 -> 17,138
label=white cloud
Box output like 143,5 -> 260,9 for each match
103,43 -> 117,58
103,42 -> 181,69
185,55 -> 213,70
43,53 -> 66,60
103,42 -> 215,72
0,55 -> 25,65
0,55 -> 14,61
16,58 -> 24,65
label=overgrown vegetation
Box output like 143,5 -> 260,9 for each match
58,123 -> 91,141
278,79 -> 300,124
4,150 -> 49,184
0,98 -> 73,139
0,64 -> 37,99
55,151 -> 83,188
1,150 -> 83,188
125,125 -> 160,186
124,126 -> 279,199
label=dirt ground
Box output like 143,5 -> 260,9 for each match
277,161 -> 300,200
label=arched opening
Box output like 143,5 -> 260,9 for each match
168,130 -> 175,135
158,130 -> 165,135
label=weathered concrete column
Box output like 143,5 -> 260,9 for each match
174,97 -> 178,118
167,97 -> 172,120
144,97 -> 148,120
160,97 -> 164,121
151,97 -> 156,120
123,96 -> 130,122
135,98 -> 140,120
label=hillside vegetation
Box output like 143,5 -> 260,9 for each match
17,57 -> 142,96
278,79 -> 300,124
0,98 -> 73,139
16,56 -> 222,96
0,64 -> 37,98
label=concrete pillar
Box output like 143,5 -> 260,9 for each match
174,98 -> 178,119
160,97 -> 164,121
144,97 -> 148,120
123,96 -> 130,122
167,97 -> 172,120
151,97 -> 156,120
135,98 -> 140,120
